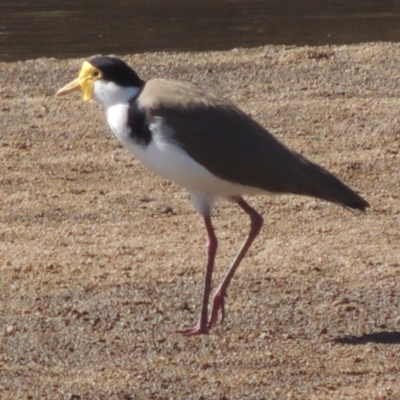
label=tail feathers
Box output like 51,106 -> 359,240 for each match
292,158 -> 369,211
344,197 -> 369,212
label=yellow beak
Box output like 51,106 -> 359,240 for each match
56,61 -> 97,101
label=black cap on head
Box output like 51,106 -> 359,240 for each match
89,56 -> 145,88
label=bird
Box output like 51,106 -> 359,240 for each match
57,56 -> 369,336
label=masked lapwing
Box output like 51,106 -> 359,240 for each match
57,56 -> 369,336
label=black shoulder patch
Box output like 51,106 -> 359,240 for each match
127,100 -> 152,146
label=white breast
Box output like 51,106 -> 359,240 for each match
104,104 -> 266,214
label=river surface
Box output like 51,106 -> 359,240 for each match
1,0 -> 400,62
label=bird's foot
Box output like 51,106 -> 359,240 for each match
208,290 -> 226,329
173,323 -> 209,336
172,290 -> 227,335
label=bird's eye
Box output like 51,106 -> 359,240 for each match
92,70 -> 101,78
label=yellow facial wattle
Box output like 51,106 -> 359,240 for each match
56,61 -> 102,101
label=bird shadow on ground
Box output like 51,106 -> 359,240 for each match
334,331 -> 400,345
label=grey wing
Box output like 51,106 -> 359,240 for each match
152,101 -> 369,211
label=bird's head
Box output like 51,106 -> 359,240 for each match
57,56 -> 145,106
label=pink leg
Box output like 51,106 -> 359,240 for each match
208,197 -> 263,329
174,216 -> 217,336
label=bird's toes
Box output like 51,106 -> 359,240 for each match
172,324 -> 209,336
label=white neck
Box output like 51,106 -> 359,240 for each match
92,79 -> 140,109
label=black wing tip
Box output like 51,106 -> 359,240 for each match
347,198 -> 370,212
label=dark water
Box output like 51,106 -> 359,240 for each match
1,0 -> 400,62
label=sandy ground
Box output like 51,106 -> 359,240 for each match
0,43 -> 399,399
